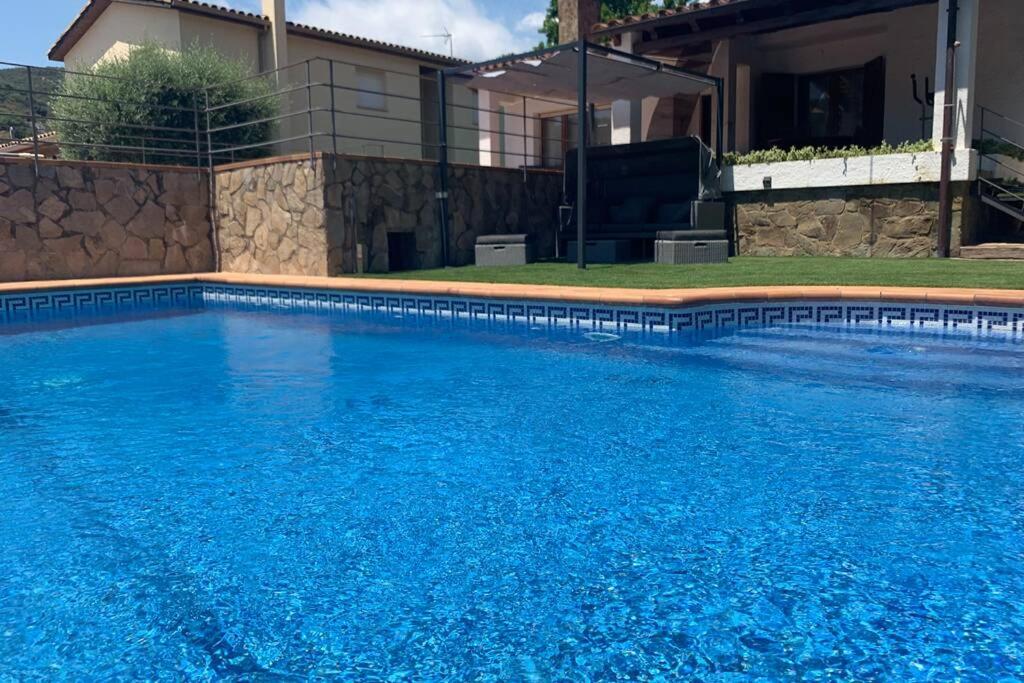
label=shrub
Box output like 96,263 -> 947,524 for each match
724,139 -> 934,166
51,44 -> 277,165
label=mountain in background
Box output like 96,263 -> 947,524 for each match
0,66 -> 64,141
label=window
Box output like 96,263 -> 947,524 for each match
799,67 -> 865,143
539,107 -> 611,168
757,57 -> 885,150
541,117 -> 563,168
356,67 -> 387,111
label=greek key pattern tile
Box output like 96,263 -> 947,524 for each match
2,282 -> 1023,339
199,284 -> 1024,339
0,284 -> 203,324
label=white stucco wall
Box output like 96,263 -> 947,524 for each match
63,2 -> 183,68
974,0 -> 1024,138
178,13 -> 261,70
723,149 -> 978,192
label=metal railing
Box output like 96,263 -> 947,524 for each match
0,57 -> 604,173
201,56 -> 591,170
976,105 -> 1024,221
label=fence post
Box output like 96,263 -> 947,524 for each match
306,60 -> 315,164
204,89 -> 221,273
193,93 -> 202,173
24,65 -> 40,177
328,59 -> 338,157
436,70 -> 450,268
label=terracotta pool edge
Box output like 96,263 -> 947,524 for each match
3,273 -> 1024,309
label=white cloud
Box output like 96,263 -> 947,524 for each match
516,11 -> 546,33
294,0 -> 542,61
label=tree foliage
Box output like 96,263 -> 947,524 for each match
0,67 -> 63,140
538,0 -> 686,47
51,44 -> 276,165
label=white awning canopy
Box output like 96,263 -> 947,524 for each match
449,43 -> 716,106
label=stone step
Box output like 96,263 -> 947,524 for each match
959,243 -> 1024,260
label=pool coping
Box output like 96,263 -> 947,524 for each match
2,273 -> 1024,309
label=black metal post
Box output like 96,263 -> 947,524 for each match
715,78 -> 724,168
436,70 -> 451,268
305,60 -> 315,163
328,60 -> 339,157
193,93 -> 202,172
25,65 -> 40,176
576,40 -> 588,270
204,89 -> 220,272
937,0 -> 959,258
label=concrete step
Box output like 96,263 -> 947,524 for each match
960,243 -> 1024,260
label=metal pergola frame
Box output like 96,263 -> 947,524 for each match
438,40 -> 723,269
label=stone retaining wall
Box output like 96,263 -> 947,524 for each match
213,153 -> 562,275
214,156 -> 328,276
731,183 -> 976,258
0,159 -> 211,281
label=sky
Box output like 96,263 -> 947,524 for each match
7,0 -> 552,67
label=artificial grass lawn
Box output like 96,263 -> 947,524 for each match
371,257 -> 1024,290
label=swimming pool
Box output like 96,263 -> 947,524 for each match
3,284 -> 1024,679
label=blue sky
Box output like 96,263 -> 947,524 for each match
8,0 -> 551,66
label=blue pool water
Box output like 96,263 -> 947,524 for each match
2,308 -> 1024,680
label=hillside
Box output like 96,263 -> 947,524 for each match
0,66 -> 64,141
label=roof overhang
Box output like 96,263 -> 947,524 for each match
445,41 -> 717,106
594,0 -> 939,56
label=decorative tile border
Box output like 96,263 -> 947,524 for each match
1,280 -> 1024,341
200,284 -> 1024,340
0,284 -> 204,326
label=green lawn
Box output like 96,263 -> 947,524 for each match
370,257 -> 1024,289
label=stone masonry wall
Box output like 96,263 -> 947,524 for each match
327,157 -> 561,273
731,183 -> 974,258
214,157 -> 328,276
0,158 -> 211,282
213,153 -> 562,275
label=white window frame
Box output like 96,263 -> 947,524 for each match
355,67 -> 388,111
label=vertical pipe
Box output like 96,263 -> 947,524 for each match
306,60 -> 315,163
437,70 -> 451,268
576,40 -> 588,270
936,0 -> 959,258
25,66 -> 39,176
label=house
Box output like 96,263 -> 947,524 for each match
48,0 -> 479,162
558,0 -> 1024,256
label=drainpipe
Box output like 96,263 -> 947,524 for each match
262,0 -> 289,85
936,0 -> 959,258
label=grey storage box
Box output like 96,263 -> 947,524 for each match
566,239 -> 632,264
655,230 -> 729,265
475,234 -> 532,267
